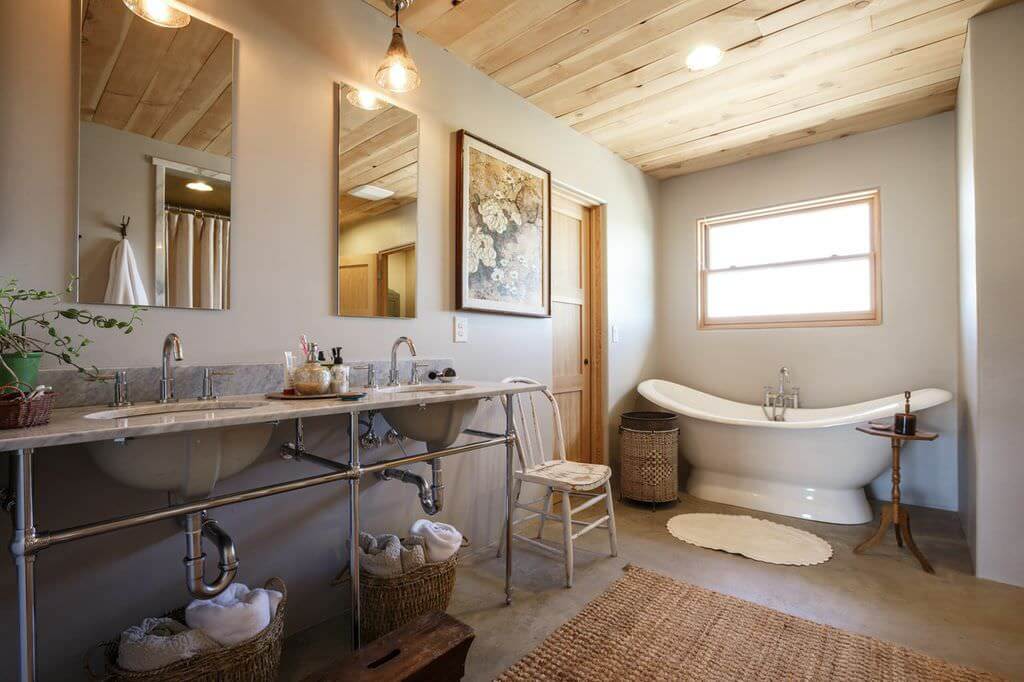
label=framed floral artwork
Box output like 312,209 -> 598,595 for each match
456,130 -> 551,317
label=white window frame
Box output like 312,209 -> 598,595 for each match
697,189 -> 882,330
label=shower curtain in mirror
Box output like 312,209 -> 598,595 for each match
164,210 -> 231,309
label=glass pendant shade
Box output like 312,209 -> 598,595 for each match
346,88 -> 387,111
375,27 -> 421,93
123,0 -> 191,28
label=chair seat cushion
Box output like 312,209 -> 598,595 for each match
518,460 -> 611,491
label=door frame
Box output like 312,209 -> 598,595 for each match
552,180 -> 608,466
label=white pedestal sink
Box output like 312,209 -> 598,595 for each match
379,385 -> 481,449
84,401 -> 273,498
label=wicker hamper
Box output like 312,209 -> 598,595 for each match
359,552 -> 459,643
620,411 -> 680,507
87,577 -> 287,682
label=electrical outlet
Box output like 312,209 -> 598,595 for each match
611,324 -> 621,343
454,316 -> 469,343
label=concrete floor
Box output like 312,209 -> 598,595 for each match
280,495 -> 1024,680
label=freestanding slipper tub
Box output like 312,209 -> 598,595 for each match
637,380 -> 952,524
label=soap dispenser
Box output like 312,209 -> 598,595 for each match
293,343 -> 332,395
330,347 -> 350,394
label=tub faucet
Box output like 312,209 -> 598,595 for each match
763,366 -> 799,421
159,333 -> 184,403
388,336 -> 417,387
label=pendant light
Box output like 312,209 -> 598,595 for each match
346,88 -> 387,111
375,0 -> 420,94
122,0 -> 191,28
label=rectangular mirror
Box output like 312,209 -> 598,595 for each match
77,2 -> 234,310
336,83 -> 419,318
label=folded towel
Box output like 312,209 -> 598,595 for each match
184,583 -> 283,646
358,532 -> 426,577
117,617 -> 220,672
409,519 -> 462,563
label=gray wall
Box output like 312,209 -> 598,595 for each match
956,5 -> 1024,587
0,1 -> 658,678
655,114 -> 960,511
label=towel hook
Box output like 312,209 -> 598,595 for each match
119,215 -> 130,239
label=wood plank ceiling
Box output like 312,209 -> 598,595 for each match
365,0 -> 1016,178
338,85 -> 420,226
80,0 -> 233,157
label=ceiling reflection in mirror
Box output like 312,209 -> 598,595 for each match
77,0 -> 234,310
337,83 -> 419,319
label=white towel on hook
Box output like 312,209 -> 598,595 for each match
184,583 -> 283,646
409,519 -> 462,563
103,238 -> 149,305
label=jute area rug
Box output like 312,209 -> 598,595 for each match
497,565 -> 1000,681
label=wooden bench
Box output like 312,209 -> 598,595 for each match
303,611 -> 475,682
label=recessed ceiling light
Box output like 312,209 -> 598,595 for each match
686,45 -> 723,71
186,180 -> 214,192
348,185 -> 395,201
122,0 -> 191,28
347,88 -> 386,111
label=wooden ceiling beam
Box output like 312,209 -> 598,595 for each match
153,34 -> 233,145
446,0 -> 577,63
80,0 -> 133,121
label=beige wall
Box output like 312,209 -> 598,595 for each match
956,5 -> 1024,587
656,113 -> 960,511
0,1 -> 658,677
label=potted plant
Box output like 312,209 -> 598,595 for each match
1,276 -> 144,393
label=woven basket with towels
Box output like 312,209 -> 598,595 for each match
86,577 -> 286,682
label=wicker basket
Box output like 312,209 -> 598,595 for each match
0,384 -> 56,429
87,577 -> 287,682
620,411 -> 679,506
359,553 -> 459,642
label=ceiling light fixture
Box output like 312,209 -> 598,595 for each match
346,88 -> 387,111
348,185 -> 395,201
122,0 -> 191,28
685,45 -> 723,71
375,0 -> 421,94
186,180 -> 214,192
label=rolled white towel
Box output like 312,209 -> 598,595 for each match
117,617 -> 220,672
184,583 -> 283,646
409,519 -> 462,563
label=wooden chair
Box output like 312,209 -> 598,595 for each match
497,377 -> 618,588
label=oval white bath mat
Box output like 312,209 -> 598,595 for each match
666,513 -> 833,566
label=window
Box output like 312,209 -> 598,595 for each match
698,189 -> 881,329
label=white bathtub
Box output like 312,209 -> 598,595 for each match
637,380 -> 952,524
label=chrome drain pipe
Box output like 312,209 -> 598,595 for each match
378,458 -> 444,515
183,511 -> 238,599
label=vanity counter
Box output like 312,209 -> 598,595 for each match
0,381 -> 541,453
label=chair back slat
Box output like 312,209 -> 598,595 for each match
501,377 -> 566,472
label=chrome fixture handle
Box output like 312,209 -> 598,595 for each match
158,333 -> 184,404
389,336 -> 417,386
410,361 -> 429,385
198,368 -> 234,401
352,363 -> 379,390
110,370 -> 131,407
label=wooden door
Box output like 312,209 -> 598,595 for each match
339,254 -> 377,317
552,194 -> 592,463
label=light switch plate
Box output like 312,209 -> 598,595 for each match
454,316 -> 469,343
611,324 -> 621,343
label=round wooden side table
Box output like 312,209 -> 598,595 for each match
853,424 -> 939,574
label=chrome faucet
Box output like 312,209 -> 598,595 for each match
388,336 -> 417,386
158,333 -> 184,403
763,366 -> 799,421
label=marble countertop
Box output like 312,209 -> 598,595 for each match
0,381 -> 543,453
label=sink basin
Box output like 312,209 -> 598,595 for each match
380,386 -> 481,449
85,401 -> 274,498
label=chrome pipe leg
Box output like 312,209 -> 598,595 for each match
504,398 -> 515,605
347,411 -> 361,649
10,449 -> 37,682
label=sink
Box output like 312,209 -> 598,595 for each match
85,401 -> 274,498
380,386 -> 481,449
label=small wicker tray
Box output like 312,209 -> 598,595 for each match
0,384 -> 57,430
87,577 -> 287,682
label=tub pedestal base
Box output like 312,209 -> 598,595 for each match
687,470 -> 873,525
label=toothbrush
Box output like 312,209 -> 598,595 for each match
299,335 -> 309,356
